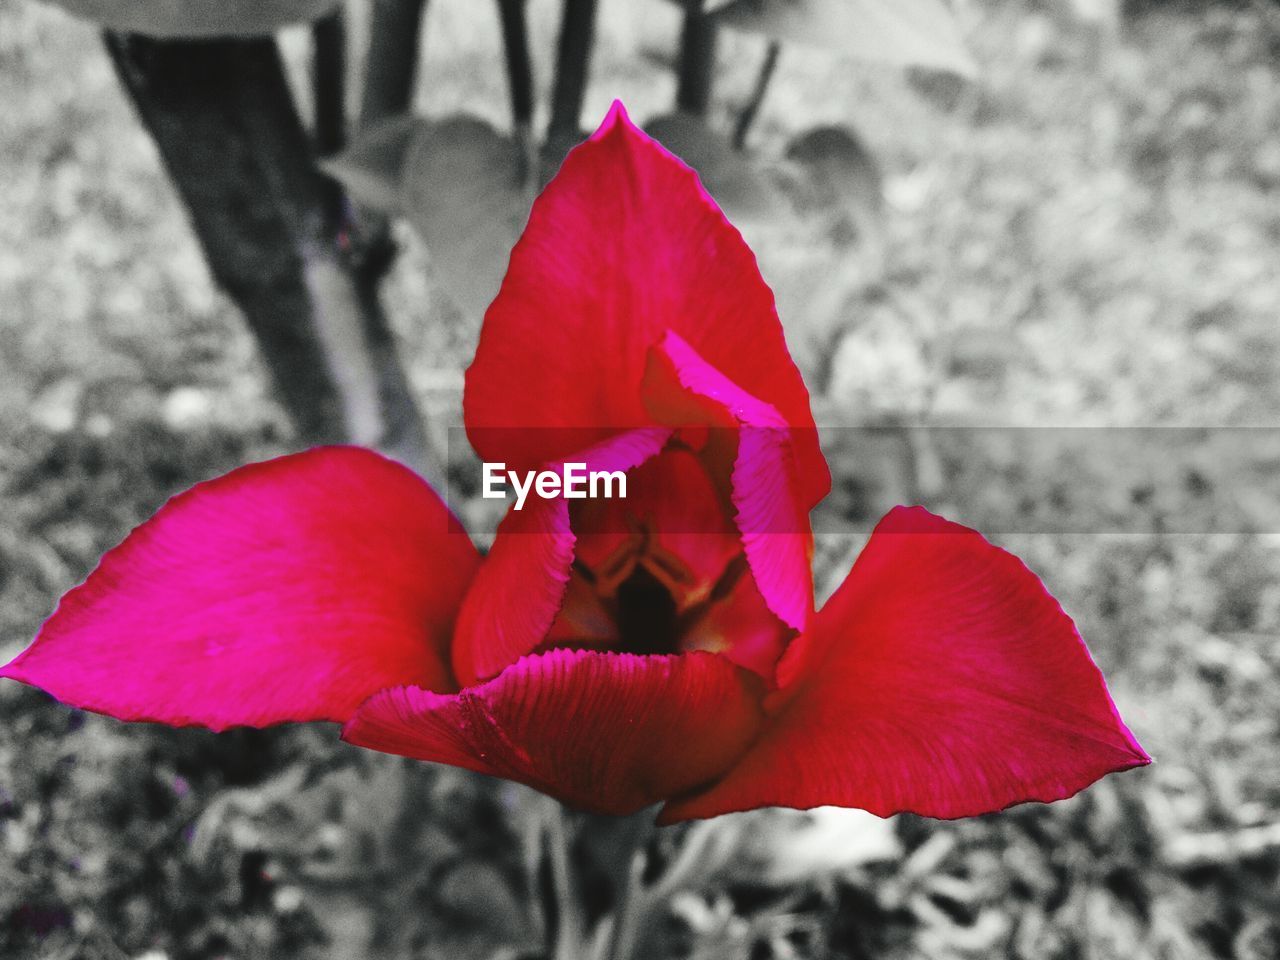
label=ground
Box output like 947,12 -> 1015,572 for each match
2,0 -> 1279,957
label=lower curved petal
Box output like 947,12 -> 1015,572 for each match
0,447 -> 479,731
661,507 -> 1149,823
343,649 -> 764,816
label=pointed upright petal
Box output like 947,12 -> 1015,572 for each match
343,649 -> 764,816
662,507 -> 1149,822
463,101 -> 826,504
1,448 -> 479,730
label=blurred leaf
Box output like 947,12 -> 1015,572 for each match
326,114 -> 535,316
742,124 -> 886,388
1065,0 -> 1121,30
540,127 -> 588,185
723,808 -> 900,885
644,112 -> 785,222
190,766 -> 308,863
1163,822 -> 1280,869
436,862 -> 532,947
1236,917 -> 1280,960
782,123 -> 884,244
399,115 -> 529,318
36,0 -> 339,37
304,887 -> 378,960
713,0 -> 976,77
762,807 -> 900,882
320,115 -> 419,212
28,377 -> 83,434
942,326 -> 1021,380
905,65 -> 969,111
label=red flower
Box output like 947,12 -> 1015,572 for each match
0,104 -> 1148,820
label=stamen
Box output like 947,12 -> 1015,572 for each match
571,557 -> 597,585
677,553 -> 749,635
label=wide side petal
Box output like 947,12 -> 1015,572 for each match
1,448 -> 479,731
645,330 -> 816,631
661,507 -> 1149,822
342,649 -> 764,815
463,101 -> 826,504
451,427 -> 670,686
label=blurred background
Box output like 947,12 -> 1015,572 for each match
2,0 -> 1280,957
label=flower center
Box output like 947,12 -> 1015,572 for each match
541,446 -> 792,678
615,564 -> 679,655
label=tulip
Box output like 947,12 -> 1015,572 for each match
1,104 -> 1148,824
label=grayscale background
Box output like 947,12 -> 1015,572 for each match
2,0 -> 1279,958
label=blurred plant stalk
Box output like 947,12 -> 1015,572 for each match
525,794 -> 747,960
103,22 -> 437,478
549,0 -> 598,147
677,0 -> 718,117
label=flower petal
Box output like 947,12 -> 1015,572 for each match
451,427 -> 670,685
682,563 -> 791,679
451,492 -> 576,688
463,101 -> 826,507
342,649 -> 764,815
661,507 -> 1149,822
645,330 -> 816,631
1,447 -> 479,730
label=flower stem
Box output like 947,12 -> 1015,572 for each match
642,818 -> 722,906
549,0 -> 599,143
676,0 -> 718,117
600,817 -> 742,960
496,0 -> 535,135
733,40 -> 781,150
359,0 -> 428,123
546,798 -> 586,960
600,813 -> 657,960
